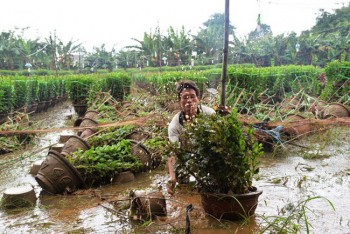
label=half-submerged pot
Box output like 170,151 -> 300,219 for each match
112,171 -> 135,184
35,150 -> 86,194
200,187 -> 262,221
1,185 -> 36,208
130,190 -> 167,221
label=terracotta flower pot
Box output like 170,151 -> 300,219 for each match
200,187 -> 263,221
1,185 -> 36,208
80,128 -> 97,138
29,159 -> 44,175
73,104 -> 87,117
112,171 -> 135,184
283,113 -> 305,122
130,191 -> 167,221
125,130 -> 150,142
61,135 -> 90,157
77,118 -> 98,135
35,150 -> 86,194
84,110 -> 100,120
322,102 -> 350,119
129,140 -> 152,171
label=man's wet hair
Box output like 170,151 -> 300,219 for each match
176,80 -> 200,99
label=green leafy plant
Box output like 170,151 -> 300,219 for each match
168,109 -> 263,194
68,139 -> 142,185
258,196 -> 335,233
87,125 -> 135,147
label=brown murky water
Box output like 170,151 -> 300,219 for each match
0,103 -> 349,233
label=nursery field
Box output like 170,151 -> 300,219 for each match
0,94 -> 349,233
0,63 -> 349,233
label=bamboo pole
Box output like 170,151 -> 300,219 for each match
220,0 -> 230,108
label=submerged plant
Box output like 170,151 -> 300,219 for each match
258,196 -> 335,233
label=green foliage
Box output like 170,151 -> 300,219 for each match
0,82 -> 14,113
68,139 -> 142,183
101,72 -> 132,101
168,110 -> 263,194
321,60 -> 350,102
65,75 -> 94,103
26,79 -> 38,105
87,125 -> 135,147
37,81 -> 49,102
259,196 -> 335,234
13,79 -> 28,109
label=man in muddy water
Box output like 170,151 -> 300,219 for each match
167,80 -> 215,195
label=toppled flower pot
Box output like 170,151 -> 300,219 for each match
129,140 -> 152,171
61,135 -> 90,157
73,104 -> 88,117
35,150 -> 86,194
322,102 -> 350,119
29,159 -> 44,175
50,143 -> 64,153
130,190 -> 167,221
1,184 -> 36,208
112,171 -> 135,184
80,128 -> 97,138
77,118 -> 98,136
84,110 -> 100,121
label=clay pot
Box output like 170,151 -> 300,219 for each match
129,140 -> 152,171
80,128 -> 97,138
73,118 -> 83,127
78,118 -> 98,135
59,134 -> 73,144
43,100 -> 51,111
35,150 -> 86,194
283,114 -> 305,122
322,102 -> 350,119
309,100 -> 327,118
112,171 -> 135,184
29,159 -> 44,175
84,110 -> 100,120
1,185 -> 36,208
73,104 -> 87,117
200,187 -> 263,221
49,143 -> 64,153
37,101 -> 46,113
61,135 -> 90,157
125,131 -> 150,142
130,191 -> 167,221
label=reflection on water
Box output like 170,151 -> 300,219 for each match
0,103 -> 349,233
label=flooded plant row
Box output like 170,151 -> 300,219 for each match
0,98 -> 349,233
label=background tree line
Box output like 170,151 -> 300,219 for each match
1,4 -> 350,72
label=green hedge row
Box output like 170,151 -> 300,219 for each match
322,61 -> 350,102
0,72 -> 132,114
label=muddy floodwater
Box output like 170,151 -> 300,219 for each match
0,102 -> 349,233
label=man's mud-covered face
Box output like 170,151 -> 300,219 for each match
179,88 -> 199,121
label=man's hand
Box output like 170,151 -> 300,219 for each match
166,179 -> 177,195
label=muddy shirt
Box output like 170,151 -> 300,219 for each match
168,105 -> 215,143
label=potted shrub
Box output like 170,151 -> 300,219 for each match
168,109 -> 263,220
